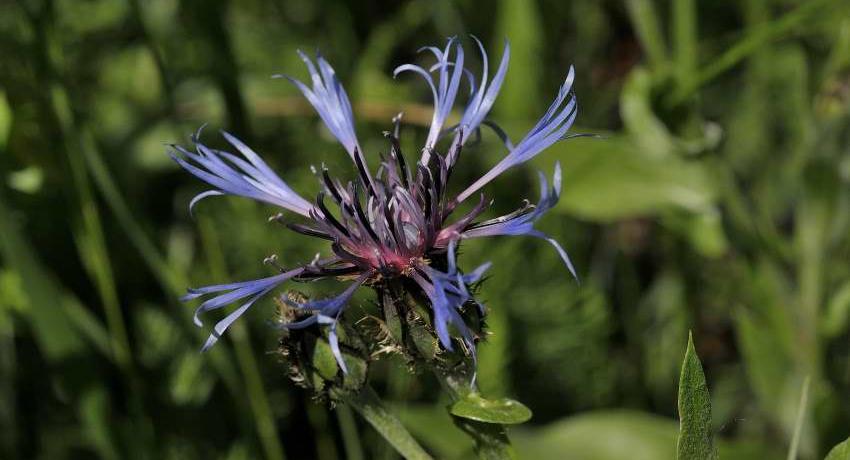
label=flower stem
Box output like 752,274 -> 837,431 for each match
429,367 -> 515,459
395,287 -> 516,459
452,417 -> 514,460
337,386 -> 432,460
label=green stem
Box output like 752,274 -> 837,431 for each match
624,0 -> 668,73
339,386 -> 432,460
336,404 -> 365,460
432,372 -> 515,460
452,417 -> 513,460
398,284 -> 515,459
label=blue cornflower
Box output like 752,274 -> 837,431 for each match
173,37 -> 578,371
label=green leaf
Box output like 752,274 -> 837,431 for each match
79,387 -> 120,460
662,208 -> 729,258
825,436 -> 850,460
532,136 -> 715,221
450,393 -> 532,425
6,166 -> 44,194
0,193 -> 97,360
621,67 -> 677,158
0,90 -> 11,151
394,404 -> 472,459
493,0 -> 543,121
676,332 -> 716,460
511,410 -> 781,460
353,1 -> 432,102
516,411 -> 676,460
733,259 -> 804,438
822,281 -> 850,338
169,351 -> 215,406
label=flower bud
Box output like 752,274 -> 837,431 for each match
276,291 -> 368,399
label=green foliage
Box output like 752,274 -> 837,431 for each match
536,135 -> 715,221
493,0 -> 542,121
343,387 -> 433,460
787,377 -> 811,460
2,0 -> 850,458
825,437 -> 850,460
676,333 -> 716,460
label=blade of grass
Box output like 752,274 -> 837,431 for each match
0,193 -> 112,358
340,386 -> 432,460
42,32 -> 154,460
625,0 -> 668,72
78,127 -> 185,292
191,0 -> 252,139
0,277 -> 16,458
0,192 -> 86,359
50,84 -> 135,385
668,0 -> 837,106
353,0 -> 432,101
672,0 -> 697,90
29,0 -> 136,382
128,0 -> 178,119
79,387 -> 121,460
73,123 -> 249,399
197,215 -> 287,460
787,376 -> 811,460
29,6 -> 159,453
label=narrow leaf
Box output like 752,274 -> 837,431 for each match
786,376 -> 811,460
676,332 -> 717,460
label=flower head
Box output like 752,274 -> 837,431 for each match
173,37 -> 578,372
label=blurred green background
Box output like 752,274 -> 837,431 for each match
2,0 -> 850,458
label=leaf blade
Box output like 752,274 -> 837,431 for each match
676,332 -> 716,460
450,393 -> 532,425
825,436 -> 850,460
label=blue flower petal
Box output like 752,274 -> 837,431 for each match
461,163 -> 578,280
275,51 -> 363,163
183,268 -> 304,349
455,68 -> 577,204
170,133 -> 314,216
